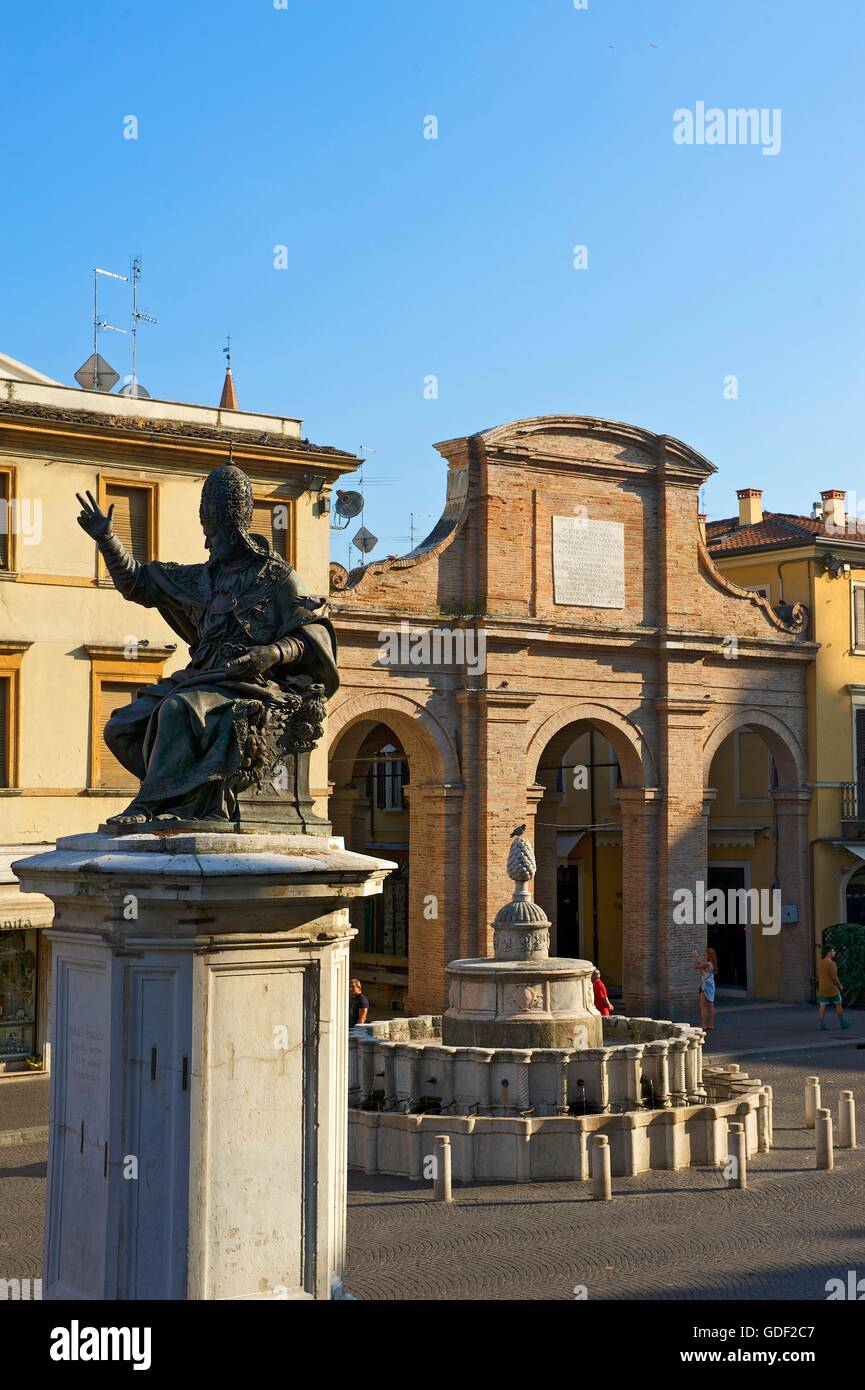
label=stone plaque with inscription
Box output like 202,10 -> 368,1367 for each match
552,516 -> 625,609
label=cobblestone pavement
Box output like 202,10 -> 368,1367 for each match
703,996 -> 861,1060
0,1140 -> 45,1283
345,1046 -> 865,1301
0,1074 -> 49,1140
3,1041 -> 864,1300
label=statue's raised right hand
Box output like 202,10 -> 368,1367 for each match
75,490 -> 115,540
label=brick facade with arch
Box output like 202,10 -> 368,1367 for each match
328,416 -> 817,1016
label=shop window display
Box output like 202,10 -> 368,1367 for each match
0,929 -> 38,1060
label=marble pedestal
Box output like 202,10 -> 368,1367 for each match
13,830 -> 395,1301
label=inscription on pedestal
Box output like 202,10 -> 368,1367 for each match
68,1024 -> 106,1088
552,516 -> 625,609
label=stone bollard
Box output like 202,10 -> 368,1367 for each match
757,1089 -> 771,1154
433,1135 -> 453,1202
727,1122 -> 747,1190
592,1135 -> 612,1201
805,1076 -> 821,1129
838,1091 -> 857,1150
764,1084 -> 774,1147
816,1108 -> 834,1170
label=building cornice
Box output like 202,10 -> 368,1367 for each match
0,398 -> 359,482
435,415 -> 716,487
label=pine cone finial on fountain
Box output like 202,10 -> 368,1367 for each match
506,833 -> 536,884
494,832 -> 550,962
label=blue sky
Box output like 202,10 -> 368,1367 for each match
2,0 -> 864,562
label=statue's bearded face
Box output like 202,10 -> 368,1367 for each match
204,523 -> 245,564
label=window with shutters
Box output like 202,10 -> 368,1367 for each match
0,676 -> 9,787
97,477 -> 157,574
0,646 -> 26,788
93,679 -> 143,788
251,496 -> 292,562
0,468 -> 14,572
853,585 -> 865,652
87,647 -> 171,790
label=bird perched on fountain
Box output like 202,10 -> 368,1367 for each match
511,824 -> 526,838
506,833 -> 536,884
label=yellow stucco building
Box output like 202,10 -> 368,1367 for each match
0,354 -> 359,1069
706,486 -> 865,998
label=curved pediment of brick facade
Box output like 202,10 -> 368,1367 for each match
464,414 -> 716,484
330,415 -> 816,653
697,536 -> 809,638
330,455 -> 470,598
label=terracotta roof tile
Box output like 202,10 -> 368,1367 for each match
0,398 -> 356,459
707,510 -> 839,553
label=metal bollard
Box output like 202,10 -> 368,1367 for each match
838,1091 -> 857,1150
805,1076 -> 821,1130
433,1134 -> 453,1202
727,1121 -> 747,1190
816,1107 -> 834,1170
592,1134 -> 612,1201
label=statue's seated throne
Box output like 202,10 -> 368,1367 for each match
232,685 -> 331,833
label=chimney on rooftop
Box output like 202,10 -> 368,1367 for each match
737,488 -> 763,527
821,489 -> 846,533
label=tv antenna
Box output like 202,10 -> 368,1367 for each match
76,266 -> 127,391
351,525 -> 379,565
410,512 -> 431,550
121,256 -> 157,397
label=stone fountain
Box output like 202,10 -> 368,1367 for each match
443,834 -> 602,1049
347,835 -> 774,1184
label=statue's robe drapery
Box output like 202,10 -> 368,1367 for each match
102,539 -> 338,822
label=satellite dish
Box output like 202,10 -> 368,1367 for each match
119,381 -> 151,398
75,353 -> 119,392
335,490 -> 364,520
332,489 -> 365,531
351,526 -> 378,556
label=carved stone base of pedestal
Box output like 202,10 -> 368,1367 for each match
100,817 -> 332,836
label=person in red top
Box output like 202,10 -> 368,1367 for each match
592,969 -> 614,1016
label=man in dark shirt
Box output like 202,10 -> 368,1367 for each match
349,979 -> 369,1028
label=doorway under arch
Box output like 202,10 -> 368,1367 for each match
530,712 -> 648,998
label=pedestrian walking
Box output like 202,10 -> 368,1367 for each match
817,946 -> 851,1031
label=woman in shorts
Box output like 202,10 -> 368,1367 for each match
692,947 -> 717,1031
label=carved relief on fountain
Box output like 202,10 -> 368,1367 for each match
508,983 -> 546,1014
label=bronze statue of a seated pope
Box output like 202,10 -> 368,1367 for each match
76,462 -> 338,829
